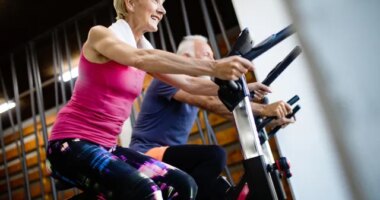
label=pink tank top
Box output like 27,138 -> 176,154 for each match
49,54 -> 146,147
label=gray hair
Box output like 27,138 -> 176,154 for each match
177,35 -> 208,57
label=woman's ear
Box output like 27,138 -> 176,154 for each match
125,0 -> 136,13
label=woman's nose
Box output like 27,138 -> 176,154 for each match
158,4 -> 166,15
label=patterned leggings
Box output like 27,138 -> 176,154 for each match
47,139 -> 197,200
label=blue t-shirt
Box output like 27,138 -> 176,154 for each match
129,79 -> 199,153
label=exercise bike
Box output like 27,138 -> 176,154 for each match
214,25 -> 302,200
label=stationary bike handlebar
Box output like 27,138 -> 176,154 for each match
215,24 -> 296,93
250,46 -> 302,98
262,46 -> 302,86
242,24 -> 296,61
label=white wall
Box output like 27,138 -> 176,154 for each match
231,0 -> 352,199
286,1 -> 380,200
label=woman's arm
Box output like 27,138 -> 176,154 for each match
84,26 -> 253,80
153,73 -> 219,96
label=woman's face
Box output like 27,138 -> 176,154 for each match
128,0 -> 166,32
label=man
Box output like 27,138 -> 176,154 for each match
130,35 -> 294,199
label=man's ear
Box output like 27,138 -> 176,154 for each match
125,0 -> 136,13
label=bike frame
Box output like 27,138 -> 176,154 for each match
216,25 -> 297,200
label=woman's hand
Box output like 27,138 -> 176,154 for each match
213,56 -> 254,80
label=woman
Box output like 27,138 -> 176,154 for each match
47,0 -> 253,199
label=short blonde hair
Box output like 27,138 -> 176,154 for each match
113,0 -> 128,20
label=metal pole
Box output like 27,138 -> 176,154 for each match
29,42 -> 58,200
10,53 -> 32,200
0,107 -> 12,200
202,111 -> 214,145
210,0 -> 231,52
63,26 -> 74,92
52,34 -> 60,114
130,107 -> 136,126
199,0 -> 221,59
74,21 -> 82,52
158,23 -> 167,51
163,16 -> 177,52
26,47 -> 45,199
203,112 -> 216,145
180,0 -> 191,35
0,69 -> 20,158
53,31 -> 67,104
195,117 -> 207,144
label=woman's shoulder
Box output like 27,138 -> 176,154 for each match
83,25 -> 114,64
88,25 -> 113,39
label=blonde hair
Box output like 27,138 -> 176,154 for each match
113,0 -> 128,20
177,35 -> 208,57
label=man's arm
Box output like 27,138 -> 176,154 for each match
172,89 -> 233,119
247,82 -> 272,101
153,68 -> 292,119
171,87 -> 292,120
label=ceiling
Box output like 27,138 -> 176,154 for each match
0,0 -> 104,56
0,0 -> 239,56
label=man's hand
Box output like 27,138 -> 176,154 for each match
266,117 -> 295,131
247,82 -> 272,101
213,56 -> 254,80
260,101 -> 292,118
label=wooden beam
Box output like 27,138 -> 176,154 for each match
0,135 -> 44,164
3,115 -> 56,146
0,149 -> 46,178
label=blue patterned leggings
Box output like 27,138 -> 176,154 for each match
47,139 -> 197,199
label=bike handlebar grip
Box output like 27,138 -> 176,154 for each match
277,24 -> 296,41
289,104 -> 301,116
262,96 -> 270,104
287,95 -> 299,105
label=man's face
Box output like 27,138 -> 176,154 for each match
194,40 -> 214,60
